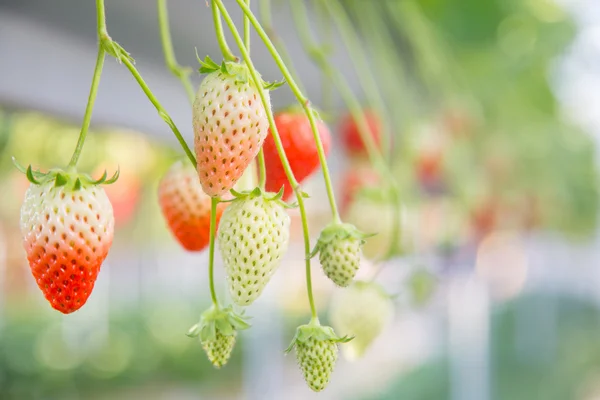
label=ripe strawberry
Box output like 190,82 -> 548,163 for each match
311,222 -> 371,287
187,304 -> 250,368
339,110 -> 381,157
158,160 -> 226,251
217,188 -> 291,306
192,57 -> 273,197
329,281 -> 394,360
286,321 -> 352,392
19,166 -> 116,314
263,111 -> 331,200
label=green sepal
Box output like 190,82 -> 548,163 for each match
285,320 -> 353,354
263,79 -> 286,91
198,54 -> 221,74
186,304 -> 250,342
309,222 -> 376,259
54,173 -> 68,187
229,186 -> 294,209
73,178 -> 82,191
26,165 -> 41,184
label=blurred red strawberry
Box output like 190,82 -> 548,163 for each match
339,110 -> 381,157
263,111 -> 331,200
339,163 -> 381,215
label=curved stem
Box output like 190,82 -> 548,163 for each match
215,0 -> 318,319
244,0 -> 251,55
208,197 -> 219,306
257,148 -> 266,190
120,57 -> 197,167
259,0 -> 306,95
212,0 -> 237,62
293,0 -> 403,260
158,0 -> 195,104
68,45 -> 105,168
320,0 -> 393,164
235,0 -> 340,223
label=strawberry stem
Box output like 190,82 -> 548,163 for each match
243,0 -> 251,56
292,0 -> 403,260
68,0 -> 107,168
214,0 -> 318,320
157,0 -> 195,104
212,0 -> 237,62
258,0 -> 306,95
235,0 -> 341,224
208,196 -> 219,306
257,148 -> 266,190
319,0 -> 393,165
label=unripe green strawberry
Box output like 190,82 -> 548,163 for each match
310,223 -> 371,287
18,164 -> 117,314
202,330 -> 237,368
192,57 -> 273,197
218,188 -> 290,306
286,321 -> 352,392
187,304 -> 250,369
329,281 -> 394,360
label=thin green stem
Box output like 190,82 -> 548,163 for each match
258,0 -> 306,95
257,148 -> 266,190
208,197 -> 219,306
97,0 -> 107,33
212,0 -> 237,62
157,0 -> 195,104
68,46 -> 105,168
320,0 -> 393,164
215,0 -> 318,320
293,0 -> 402,260
120,57 -> 197,167
235,0 -> 340,223
244,0 -> 251,55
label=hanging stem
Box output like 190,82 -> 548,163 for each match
320,0 -> 393,164
244,0 -> 251,55
119,57 -> 197,167
257,148 -> 266,190
293,0 -> 403,260
235,0 -> 340,223
157,0 -> 195,104
258,0 -> 306,95
208,197 -> 219,306
212,0 -> 237,62
215,0 -> 318,320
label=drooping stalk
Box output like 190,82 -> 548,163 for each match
208,197 -> 219,306
234,0 -> 340,224
319,0 -> 393,164
212,0 -> 237,62
215,0 -> 318,320
157,0 -> 195,104
292,0 -> 403,259
68,0 -> 107,168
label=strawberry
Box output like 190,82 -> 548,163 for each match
187,304 -> 250,368
217,188 -> 291,306
339,110 -> 381,157
310,223 -> 371,287
158,160 -> 226,251
192,57 -> 274,197
18,165 -> 116,314
329,281 -> 394,360
263,111 -> 331,200
286,321 -> 352,392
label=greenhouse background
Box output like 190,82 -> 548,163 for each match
1,0 -> 600,399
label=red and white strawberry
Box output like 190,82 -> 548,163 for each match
263,111 -> 331,200
158,160 -> 225,251
19,166 -> 116,314
217,188 -> 290,306
192,57 -> 273,197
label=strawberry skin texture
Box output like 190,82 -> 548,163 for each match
20,181 -> 114,314
339,110 -> 381,156
296,336 -> 338,392
192,68 -> 271,197
158,161 -> 225,251
264,112 -> 331,200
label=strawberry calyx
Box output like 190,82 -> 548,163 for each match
196,55 -> 285,91
285,319 -> 353,354
186,304 -> 250,342
12,157 -> 119,190
228,186 -> 296,209
309,222 -> 375,258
